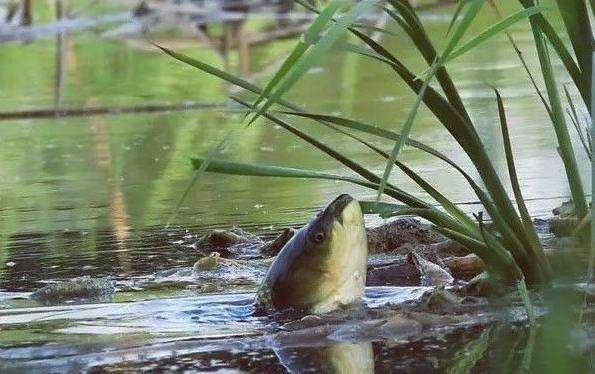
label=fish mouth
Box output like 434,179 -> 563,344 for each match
323,194 -> 355,223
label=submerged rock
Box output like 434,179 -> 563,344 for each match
367,245 -> 457,287
462,272 -> 502,297
31,277 -> 115,304
408,251 -> 454,287
193,252 -> 223,271
444,254 -> 485,280
416,288 -> 467,314
552,200 -> 577,218
259,228 -> 296,257
367,258 -> 421,287
192,252 -> 248,272
195,227 -> 264,258
550,217 -> 580,237
549,200 -> 591,237
366,218 -> 444,253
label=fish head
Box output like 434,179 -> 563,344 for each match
259,194 -> 368,313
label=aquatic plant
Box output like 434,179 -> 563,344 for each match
158,0 -> 591,298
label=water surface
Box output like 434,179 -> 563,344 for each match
0,1 -> 592,371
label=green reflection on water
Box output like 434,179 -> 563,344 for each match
0,1 -> 590,278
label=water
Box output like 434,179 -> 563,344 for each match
0,1 -> 592,372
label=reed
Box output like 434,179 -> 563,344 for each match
159,0 -> 591,301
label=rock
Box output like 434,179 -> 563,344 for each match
420,288 -> 462,314
195,227 -> 263,258
550,217 -> 579,237
31,277 -> 115,304
431,240 -> 469,257
552,200 -> 576,218
462,272 -> 502,297
367,258 -> 421,286
444,254 -> 484,280
408,251 -> 453,287
366,218 -> 445,253
367,245 -> 456,287
197,228 -> 253,248
193,252 -> 222,271
532,218 -> 551,234
192,252 -> 247,272
260,228 -> 296,257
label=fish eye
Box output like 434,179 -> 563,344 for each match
313,232 -> 325,243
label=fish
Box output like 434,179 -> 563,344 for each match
256,194 -> 368,314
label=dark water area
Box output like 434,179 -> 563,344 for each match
0,0 -> 593,372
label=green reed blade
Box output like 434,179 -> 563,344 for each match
444,5 -> 546,64
247,0 -> 377,126
359,202 -> 476,239
386,0 -> 472,123
232,97 -> 430,209
251,0 -> 345,110
446,0 -> 470,37
517,278 -> 536,323
376,61 -> 439,202
525,17 -> 588,219
564,85 -> 592,158
554,0 -> 592,112
487,0 -> 553,119
328,122 -> 477,234
495,89 -> 550,281
518,0 -> 588,112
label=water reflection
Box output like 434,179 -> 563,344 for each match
276,342 -> 374,373
3,318 -> 589,372
1,283 -> 592,372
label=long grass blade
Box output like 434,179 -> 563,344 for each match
232,97 -> 430,209
554,0 -> 592,113
495,89 -> 550,280
445,0 -> 470,36
517,278 -> 536,323
517,0 -> 588,112
386,0 -> 472,124
564,85 -> 592,158
329,122 -> 478,233
487,0 -> 552,119
525,17 -> 588,219
359,202 -> 476,239
294,0 -> 395,36
248,0 -> 377,125
440,0 -> 485,59
252,0 -> 345,110
191,158 -> 376,188
566,109 -> 591,159
167,131 -> 232,226
444,5 -> 546,64
376,61 -> 439,201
